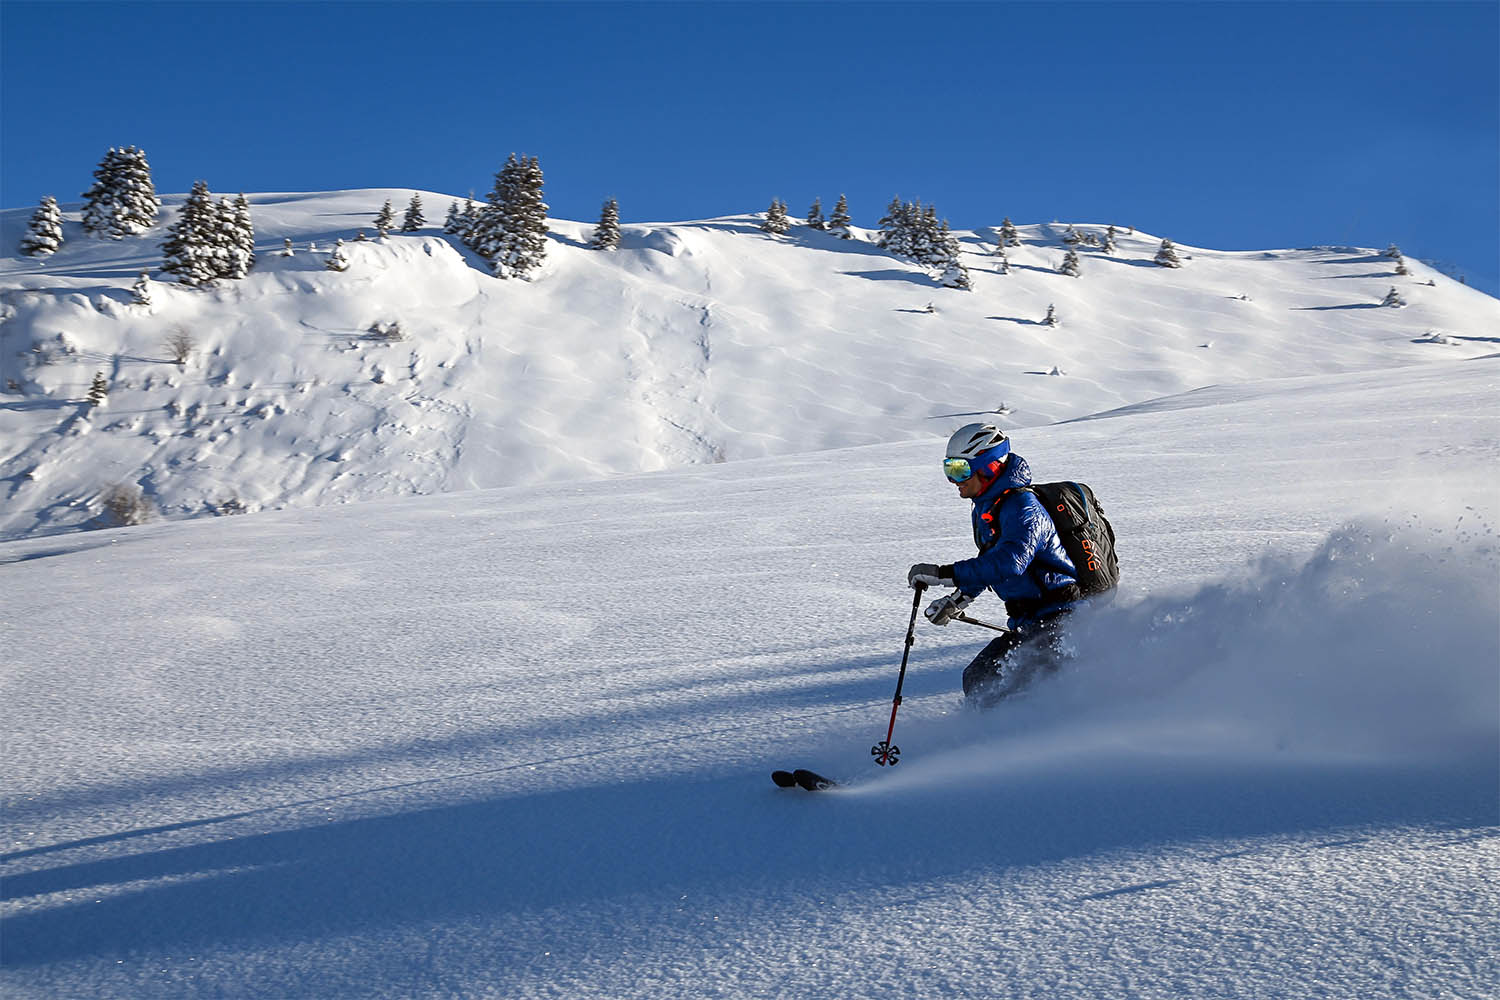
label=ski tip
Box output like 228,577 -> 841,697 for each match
792,768 -> 837,791
772,768 -> 838,791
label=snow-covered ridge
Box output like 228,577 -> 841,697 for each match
2,188 -> 1496,539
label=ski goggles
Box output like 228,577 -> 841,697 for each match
943,457 -> 977,483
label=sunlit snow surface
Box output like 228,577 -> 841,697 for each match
3,355 -> 1496,998
3,190 -> 1499,539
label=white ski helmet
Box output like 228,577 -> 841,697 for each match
945,422 -> 1010,461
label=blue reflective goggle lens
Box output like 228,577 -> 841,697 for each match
943,458 -> 975,483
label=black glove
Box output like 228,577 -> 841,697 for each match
907,563 -> 956,589
924,591 -> 973,626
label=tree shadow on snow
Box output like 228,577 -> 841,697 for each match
842,268 -> 936,287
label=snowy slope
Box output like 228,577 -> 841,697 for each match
3,189 -> 1496,539
2,355 -> 1495,999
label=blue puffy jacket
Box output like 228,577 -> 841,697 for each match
950,454 -> 1079,625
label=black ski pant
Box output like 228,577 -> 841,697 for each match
961,611 -> 1070,705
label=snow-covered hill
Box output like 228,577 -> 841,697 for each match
3,189 -> 1496,539
2,353 -> 1495,998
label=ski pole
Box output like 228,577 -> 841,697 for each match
872,583 -> 925,766
953,612 -> 1009,634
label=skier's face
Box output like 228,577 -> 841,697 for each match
957,474 -> 987,499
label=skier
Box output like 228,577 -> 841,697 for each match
907,423 -> 1082,704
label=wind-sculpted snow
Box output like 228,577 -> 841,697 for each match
3,189 -> 1498,539
1,359 -> 1495,998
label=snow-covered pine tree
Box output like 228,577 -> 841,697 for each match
1044,303 -> 1059,327
281,237 -> 295,257
590,197 -> 621,250
1101,228 -> 1117,254
217,193 -> 255,279
877,198 -> 905,253
160,181 -> 223,286
828,194 -> 853,239
470,154 -> 550,277
912,205 -> 943,267
443,200 -> 462,234
132,271 -> 152,306
459,193 -> 479,238
993,243 -> 1010,274
374,200 -> 397,237
762,198 -> 791,234
1062,225 -> 1082,245
81,149 -> 123,237
81,146 -> 160,238
1394,255 -> 1411,276
1155,238 -> 1183,268
466,163 -> 510,261
1060,248 -> 1082,277
939,250 -> 972,290
499,155 -> 549,278
87,371 -> 109,407
999,217 -> 1020,247
806,198 -> 826,230
1383,243 -> 1402,259
114,146 -> 161,234
326,239 -> 351,271
402,193 -> 425,232
1381,286 -> 1406,307
19,196 -> 64,256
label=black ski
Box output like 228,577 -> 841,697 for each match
771,768 -> 838,791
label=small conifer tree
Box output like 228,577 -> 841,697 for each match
590,197 -> 621,250
215,194 -> 255,280
326,238 -> 350,272
1060,249 -> 1082,277
1101,228 -> 1117,254
1394,256 -> 1410,276
806,198 -> 826,230
460,193 -> 479,237
762,198 -> 791,234
1155,238 -> 1183,268
401,193 -> 425,232
994,244 -> 1011,275
1383,243 -> 1402,259
20,196 -> 64,256
161,181 -> 222,286
81,146 -> 161,238
374,199 -> 397,237
828,194 -> 853,239
87,371 -> 109,407
443,200 -> 463,234
132,271 -> 152,306
1381,286 -> 1406,307
469,154 -> 549,277
281,237 -> 295,257
1062,225 -> 1082,246
1044,304 -> 1059,327
999,217 -> 1020,247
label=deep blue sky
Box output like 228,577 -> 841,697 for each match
3,1 -> 1497,292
